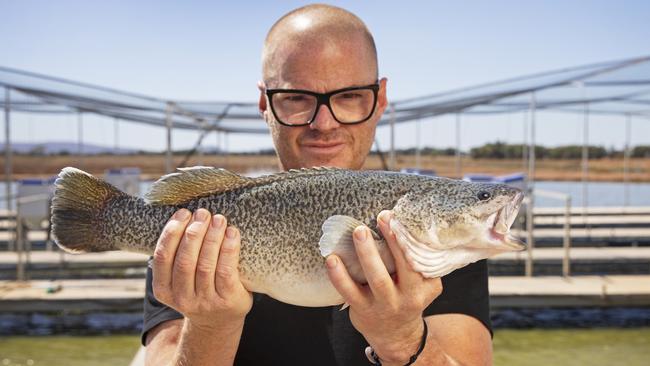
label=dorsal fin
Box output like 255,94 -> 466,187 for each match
145,166 -> 343,205
145,166 -> 253,205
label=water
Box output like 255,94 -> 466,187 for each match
1,329 -> 648,366
3,180 -> 650,210
535,181 -> 650,207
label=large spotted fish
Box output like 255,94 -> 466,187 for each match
51,167 -> 524,307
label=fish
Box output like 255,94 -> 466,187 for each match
51,166 -> 525,307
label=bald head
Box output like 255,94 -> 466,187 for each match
262,4 -> 378,86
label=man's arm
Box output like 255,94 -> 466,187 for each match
326,210 -> 492,366
144,209 -> 253,366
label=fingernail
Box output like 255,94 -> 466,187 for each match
212,215 -> 224,228
174,209 -> 190,220
194,209 -> 209,221
354,226 -> 367,241
225,227 -> 237,239
378,211 -> 391,224
326,256 -> 338,269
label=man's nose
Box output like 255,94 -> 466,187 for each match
310,104 -> 338,131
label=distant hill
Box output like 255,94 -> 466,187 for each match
0,141 -> 138,155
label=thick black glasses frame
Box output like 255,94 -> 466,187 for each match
266,83 -> 380,127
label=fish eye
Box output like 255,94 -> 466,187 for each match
477,191 -> 491,201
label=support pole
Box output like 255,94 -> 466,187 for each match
165,102 -> 174,174
581,103 -> 590,212
4,87 -> 12,212
562,195 -> 572,277
389,103 -> 396,171
581,103 -> 592,244
624,114 -> 631,207
525,92 -> 536,277
77,112 -> 84,170
114,117 -> 119,152
16,212 -> 24,281
415,117 -> 421,170
522,109 -> 528,181
224,132 -> 230,169
455,113 -> 461,178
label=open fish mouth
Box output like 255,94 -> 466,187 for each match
485,191 -> 525,250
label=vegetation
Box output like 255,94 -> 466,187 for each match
467,141 -> 639,160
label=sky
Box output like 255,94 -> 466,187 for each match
2,0 -> 650,153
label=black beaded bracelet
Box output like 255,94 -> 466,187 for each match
365,318 -> 428,366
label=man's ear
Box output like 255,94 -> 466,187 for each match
258,80 -> 268,117
377,77 -> 389,114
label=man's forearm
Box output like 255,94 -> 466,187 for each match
172,317 -> 245,366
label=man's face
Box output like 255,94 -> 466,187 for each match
260,37 -> 387,171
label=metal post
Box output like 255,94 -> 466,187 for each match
623,114 -> 631,207
562,196 -> 572,277
77,112 -> 84,169
224,132 -> 230,169
522,109 -> 528,178
196,122 -> 204,166
165,102 -> 174,173
415,117 -> 421,170
581,103 -> 592,245
581,103 -> 589,212
4,87 -> 12,212
114,117 -> 119,151
455,113 -> 462,178
16,211 -> 24,281
389,103 -> 396,171
525,92 -> 536,277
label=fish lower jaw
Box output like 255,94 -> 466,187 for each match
485,228 -> 526,251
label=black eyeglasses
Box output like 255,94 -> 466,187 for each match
265,83 -> 380,127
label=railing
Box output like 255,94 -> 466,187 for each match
12,193 -> 53,281
524,189 -> 572,277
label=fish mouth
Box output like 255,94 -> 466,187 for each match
485,191 -> 525,250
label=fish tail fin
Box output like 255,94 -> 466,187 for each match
319,215 -> 395,284
51,167 -> 126,253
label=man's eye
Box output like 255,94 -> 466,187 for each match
284,95 -> 307,102
340,92 -> 362,99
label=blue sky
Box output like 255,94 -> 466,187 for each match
2,0 -> 649,152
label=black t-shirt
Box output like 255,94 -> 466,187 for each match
142,259 -> 491,366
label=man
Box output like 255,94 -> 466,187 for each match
143,4 -> 492,365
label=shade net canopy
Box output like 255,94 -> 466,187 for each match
1,56 -> 649,134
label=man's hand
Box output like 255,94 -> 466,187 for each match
326,210 -> 443,365
151,208 -> 253,332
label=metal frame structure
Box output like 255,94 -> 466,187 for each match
1,56 -> 649,278
2,55 -> 649,187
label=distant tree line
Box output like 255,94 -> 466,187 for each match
468,142 -> 650,159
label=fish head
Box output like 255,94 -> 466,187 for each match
393,179 -> 525,253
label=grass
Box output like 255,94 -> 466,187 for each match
0,328 -> 649,365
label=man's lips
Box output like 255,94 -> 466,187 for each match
300,141 -> 346,155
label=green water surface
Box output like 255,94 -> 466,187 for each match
0,328 -> 648,366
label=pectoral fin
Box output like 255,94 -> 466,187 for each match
319,215 -> 395,284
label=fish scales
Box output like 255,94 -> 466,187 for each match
51,167 -> 525,307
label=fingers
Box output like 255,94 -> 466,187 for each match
215,226 -> 243,297
379,210 -> 443,298
325,255 -> 367,308
353,225 -> 396,300
152,209 -> 191,303
378,210 -> 417,283
194,214 -> 227,296
172,208 -> 211,298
